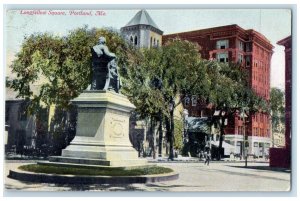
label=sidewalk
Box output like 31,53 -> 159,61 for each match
4,160 -> 290,192
147,156 -> 270,163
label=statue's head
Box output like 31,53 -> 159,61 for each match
99,37 -> 106,45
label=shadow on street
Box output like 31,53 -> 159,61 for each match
227,165 -> 291,173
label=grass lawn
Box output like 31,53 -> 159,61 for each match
18,164 -> 174,176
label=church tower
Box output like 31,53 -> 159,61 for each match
121,10 -> 163,48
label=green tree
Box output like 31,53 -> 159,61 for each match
203,61 -> 268,160
270,87 -> 285,146
7,26 -> 135,155
123,39 -> 209,160
174,119 -> 184,151
8,26 -> 133,111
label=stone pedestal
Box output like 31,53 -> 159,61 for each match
49,90 -> 147,167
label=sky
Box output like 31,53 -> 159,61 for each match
5,9 -> 292,90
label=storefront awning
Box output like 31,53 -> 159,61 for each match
210,140 -> 234,149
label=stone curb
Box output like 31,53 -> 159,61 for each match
8,167 -> 179,184
148,160 -> 269,163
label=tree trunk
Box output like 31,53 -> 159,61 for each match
151,117 -> 157,159
218,117 -> 226,161
165,115 -> 171,156
169,108 -> 175,160
158,111 -> 163,157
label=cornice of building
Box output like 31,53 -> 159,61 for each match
163,24 -> 274,51
163,24 -> 241,39
277,35 -> 292,47
121,24 -> 163,35
246,30 -> 274,50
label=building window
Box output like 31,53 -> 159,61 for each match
216,40 -> 229,49
191,95 -> 197,106
157,40 -> 159,47
150,37 -> 152,47
246,56 -> 251,67
184,97 -> 190,106
130,36 -> 133,44
245,43 -> 251,52
217,52 -> 229,63
134,36 -> 138,46
239,41 -> 244,51
238,54 -> 243,64
153,38 -> 156,47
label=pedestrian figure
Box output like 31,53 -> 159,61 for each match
199,151 -> 204,161
204,151 -> 207,164
204,151 -> 211,166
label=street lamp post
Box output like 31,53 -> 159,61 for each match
183,109 -> 189,157
183,109 -> 189,145
240,107 -> 248,167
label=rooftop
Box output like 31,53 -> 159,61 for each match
277,35 -> 292,46
124,9 -> 162,31
163,24 -> 273,48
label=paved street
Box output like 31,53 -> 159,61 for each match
4,160 -> 290,192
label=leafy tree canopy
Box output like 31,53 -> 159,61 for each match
270,87 -> 285,129
270,87 -> 285,114
203,61 -> 268,115
174,119 -> 184,150
122,38 -> 208,119
7,26 -> 135,113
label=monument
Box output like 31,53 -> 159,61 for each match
8,36 -> 178,185
8,37 -> 179,185
44,37 -> 147,167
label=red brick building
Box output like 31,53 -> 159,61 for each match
277,36 -> 292,150
163,25 -> 274,157
269,36 -> 291,168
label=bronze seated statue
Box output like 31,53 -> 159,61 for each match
90,36 -> 121,93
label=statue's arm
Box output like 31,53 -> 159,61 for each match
103,46 -> 116,58
92,46 -> 103,57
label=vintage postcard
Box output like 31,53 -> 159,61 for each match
4,6 -> 292,193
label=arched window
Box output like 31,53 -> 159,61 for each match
153,38 -> 156,47
130,36 -> 133,44
134,36 -> 138,46
150,37 -> 153,47
157,40 -> 159,47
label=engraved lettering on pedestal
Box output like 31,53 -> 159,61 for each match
110,117 -> 125,138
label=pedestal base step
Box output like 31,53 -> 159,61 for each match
41,156 -> 150,170
8,167 -> 179,184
